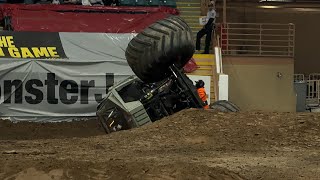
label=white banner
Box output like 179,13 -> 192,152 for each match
0,32 -> 137,120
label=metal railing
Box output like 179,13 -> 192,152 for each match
220,23 -> 295,57
308,73 -> 320,80
294,74 -> 305,82
306,80 -> 320,105
294,74 -> 320,105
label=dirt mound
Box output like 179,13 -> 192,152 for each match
4,159 -> 244,180
0,118 -> 105,140
1,109 -> 320,180
136,109 -> 320,150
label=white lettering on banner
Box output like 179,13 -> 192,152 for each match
0,73 -> 114,105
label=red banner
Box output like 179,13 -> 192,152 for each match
0,4 -> 179,33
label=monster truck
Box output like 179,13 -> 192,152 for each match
96,16 -> 239,134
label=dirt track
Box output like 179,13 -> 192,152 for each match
1,109 -> 320,180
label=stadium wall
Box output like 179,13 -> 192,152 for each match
223,56 -> 296,112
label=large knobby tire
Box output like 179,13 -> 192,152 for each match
210,100 -> 240,112
125,15 -> 195,83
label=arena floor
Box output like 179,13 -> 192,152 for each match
0,109 -> 320,179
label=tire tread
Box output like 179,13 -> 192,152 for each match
126,16 -> 194,82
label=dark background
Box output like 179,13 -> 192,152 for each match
0,31 -> 67,58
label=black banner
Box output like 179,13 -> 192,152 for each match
0,31 -> 67,59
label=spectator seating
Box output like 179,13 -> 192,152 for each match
119,0 -> 176,7
159,0 -> 175,7
148,0 -> 159,6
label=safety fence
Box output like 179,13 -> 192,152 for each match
220,23 -> 295,57
294,74 -> 304,82
295,74 -> 320,105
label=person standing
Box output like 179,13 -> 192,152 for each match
196,4 -> 216,54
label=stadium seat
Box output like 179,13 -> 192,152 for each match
119,0 -> 176,7
148,0 -> 160,6
119,0 -> 135,6
135,0 -> 148,6
159,0 -> 176,7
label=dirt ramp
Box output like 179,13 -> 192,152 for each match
0,118 -> 105,140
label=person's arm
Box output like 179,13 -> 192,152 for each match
198,88 -> 206,99
202,11 -> 210,29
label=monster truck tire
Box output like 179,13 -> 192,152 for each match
125,15 -> 194,83
210,100 -> 240,112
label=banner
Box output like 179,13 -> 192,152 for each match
0,32 -> 67,59
0,4 -> 178,33
0,32 -> 137,121
0,4 -> 180,121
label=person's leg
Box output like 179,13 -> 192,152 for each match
204,29 -> 213,54
196,28 -> 206,51
204,18 -> 214,29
